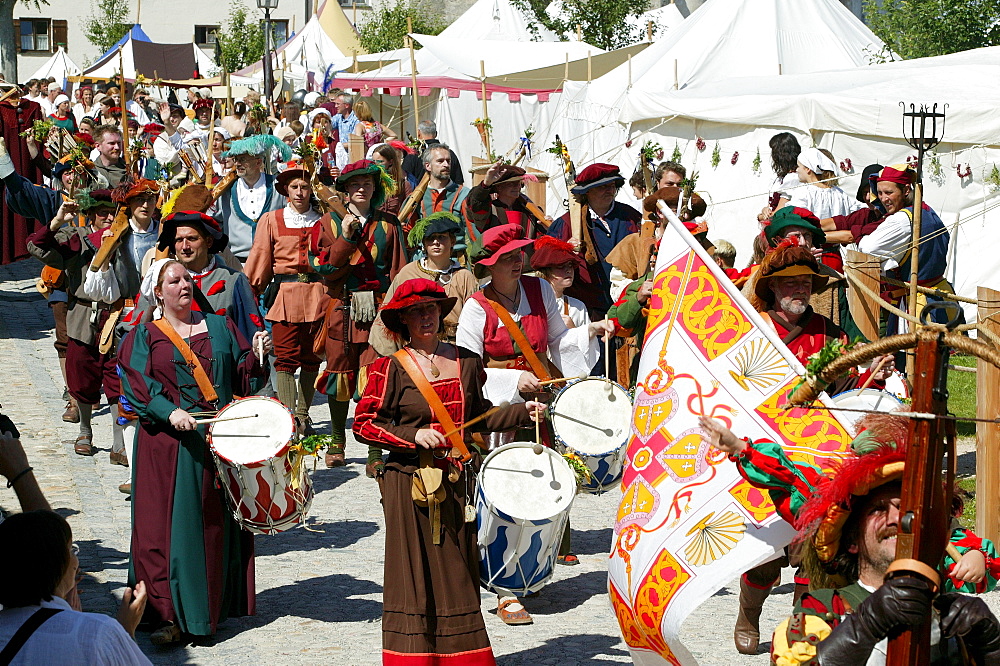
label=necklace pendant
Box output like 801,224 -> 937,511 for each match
464,503 -> 476,523
430,365 -> 441,378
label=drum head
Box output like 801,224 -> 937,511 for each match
210,396 -> 294,464
480,443 -> 576,522
550,378 -> 632,456
831,388 -> 903,416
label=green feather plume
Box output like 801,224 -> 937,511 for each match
74,188 -> 98,212
223,134 -> 293,162
407,211 -> 461,248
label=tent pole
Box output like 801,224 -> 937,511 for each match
480,60 -> 490,159
135,0 -> 141,26
628,54 -> 632,87
647,20 -> 653,42
407,18 -> 420,136
673,59 -> 678,90
587,51 -> 592,82
225,65 -> 232,116
564,54 -> 569,82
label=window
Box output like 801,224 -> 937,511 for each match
19,19 -> 50,52
194,25 -> 219,47
338,0 -> 371,6
270,19 -> 289,46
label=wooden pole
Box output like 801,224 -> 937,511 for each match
977,286 -> 1000,544
907,180 -> 924,380
673,59 -> 678,90
845,250 -> 883,341
587,50 -> 592,82
647,20 -> 653,42
480,60 -> 490,158
407,17 -> 420,136
225,65 -> 232,115
564,53 -> 569,82
627,54 -> 632,87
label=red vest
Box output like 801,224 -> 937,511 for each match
472,276 -> 548,362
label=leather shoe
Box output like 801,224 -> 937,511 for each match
118,482 -> 131,495
109,451 -> 129,467
497,599 -> 533,625
62,400 -> 80,423
326,452 -> 346,468
150,623 -> 182,645
74,435 -> 96,456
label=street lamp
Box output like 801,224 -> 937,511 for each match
257,0 -> 279,113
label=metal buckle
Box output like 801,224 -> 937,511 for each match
296,273 -> 311,283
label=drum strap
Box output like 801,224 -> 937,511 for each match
392,349 -> 471,462
483,298 -> 553,382
153,318 -> 220,404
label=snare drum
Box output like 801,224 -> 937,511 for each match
208,396 -> 313,535
477,442 -> 576,596
549,377 -> 632,494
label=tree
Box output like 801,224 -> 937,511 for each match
215,0 -> 265,74
356,0 -> 446,54
863,0 -> 1000,60
82,0 -> 131,58
0,0 -> 48,82
512,0 -> 650,50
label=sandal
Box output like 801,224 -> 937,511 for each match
556,553 -> 580,566
109,451 -> 129,467
74,435 -> 96,456
150,622 -> 183,645
497,598 -> 533,626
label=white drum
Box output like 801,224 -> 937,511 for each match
549,377 -> 632,494
208,396 -> 313,535
477,442 -> 576,596
831,387 -> 903,428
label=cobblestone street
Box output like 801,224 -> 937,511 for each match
2,257 -> 996,665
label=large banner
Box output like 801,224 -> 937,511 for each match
609,216 -> 855,665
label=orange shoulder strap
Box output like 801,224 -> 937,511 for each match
392,349 -> 471,461
483,297 -> 553,381
152,318 -> 220,404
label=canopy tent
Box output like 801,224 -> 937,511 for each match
525,0 -> 889,220
27,46 -> 81,89
235,0 -> 363,87
81,28 -> 217,81
441,0 -> 561,41
94,25 -> 152,63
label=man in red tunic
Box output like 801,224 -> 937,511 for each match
0,87 -> 46,264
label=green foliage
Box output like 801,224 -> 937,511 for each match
863,0 -> 1000,60
82,0 -> 131,57
356,0 -> 446,54
948,354 -> 977,437
512,0 -> 651,50
215,0 -> 266,74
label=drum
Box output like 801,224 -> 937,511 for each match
477,442 -> 577,596
831,387 -> 903,428
207,396 -> 313,535
549,377 -> 632,494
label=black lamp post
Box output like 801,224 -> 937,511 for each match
257,0 -> 279,113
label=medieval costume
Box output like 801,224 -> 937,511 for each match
461,165 -> 537,260
244,168 -> 331,432
409,179 -> 469,233
117,271 -> 265,640
0,93 -> 46,264
353,279 -> 530,665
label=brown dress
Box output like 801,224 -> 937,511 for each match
353,347 -> 529,665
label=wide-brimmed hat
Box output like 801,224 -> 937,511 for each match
112,178 -> 160,204
335,160 -> 396,210
765,206 -> 826,247
751,242 -> 828,308
530,235 -> 589,282
276,167 -> 312,197
161,184 -> 213,217
571,163 -> 625,195
222,134 -> 293,162
487,164 -> 534,189
407,211 -> 462,248
157,211 -> 228,254
475,223 -> 533,267
380,278 -> 457,336
856,163 -> 884,202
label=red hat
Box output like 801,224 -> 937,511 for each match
388,139 -> 413,155
572,163 -> 624,195
877,164 -> 915,186
112,178 -> 160,204
379,278 -> 458,336
193,97 -> 214,111
73,132 -> 95,147
530,236 -> 589,282
475,223 -> 534,267
142,122 -> 163,135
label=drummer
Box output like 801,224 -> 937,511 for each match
455,223 -> 613,624
530,235 -> 592,331
117,259 -> 272,645
353,278 -> 544,663
733,241 -> 893,654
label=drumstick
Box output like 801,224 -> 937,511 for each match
254,335 -> 265,368
604,334 -> 610,380
946,543 -> 963,562
440,402 -> 510,438
537,375 -> 586,387
195,413 -> 259,425
859,356 -> 889,391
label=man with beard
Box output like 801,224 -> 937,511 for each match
92,125 -> 127,187
213,135 -> 290,263
406,144 -> 469,236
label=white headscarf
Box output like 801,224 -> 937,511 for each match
366,142 -> 387,160
140,258 -> 175,320
307,107 -> 332,127
798,147 -> 839,176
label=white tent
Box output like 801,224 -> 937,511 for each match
441,0 -> 561,42
525,0 -> 888,217
28,46 -> 81,89
612,46 -> 1000,319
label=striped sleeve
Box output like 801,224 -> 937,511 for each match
944,527 -> 1000,594
733,438 -> 825,524
352,356 -> 418,449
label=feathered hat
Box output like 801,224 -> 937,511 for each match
407,211 -> 462,248
530,235 -> 589,282
222,134 -> 293,163
750,240 -> 828,311
161,184 -> 213,217
335,160 -> 396,210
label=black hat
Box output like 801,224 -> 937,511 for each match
158,211 -> 228,254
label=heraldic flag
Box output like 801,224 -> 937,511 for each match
609,212 -> 855,665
